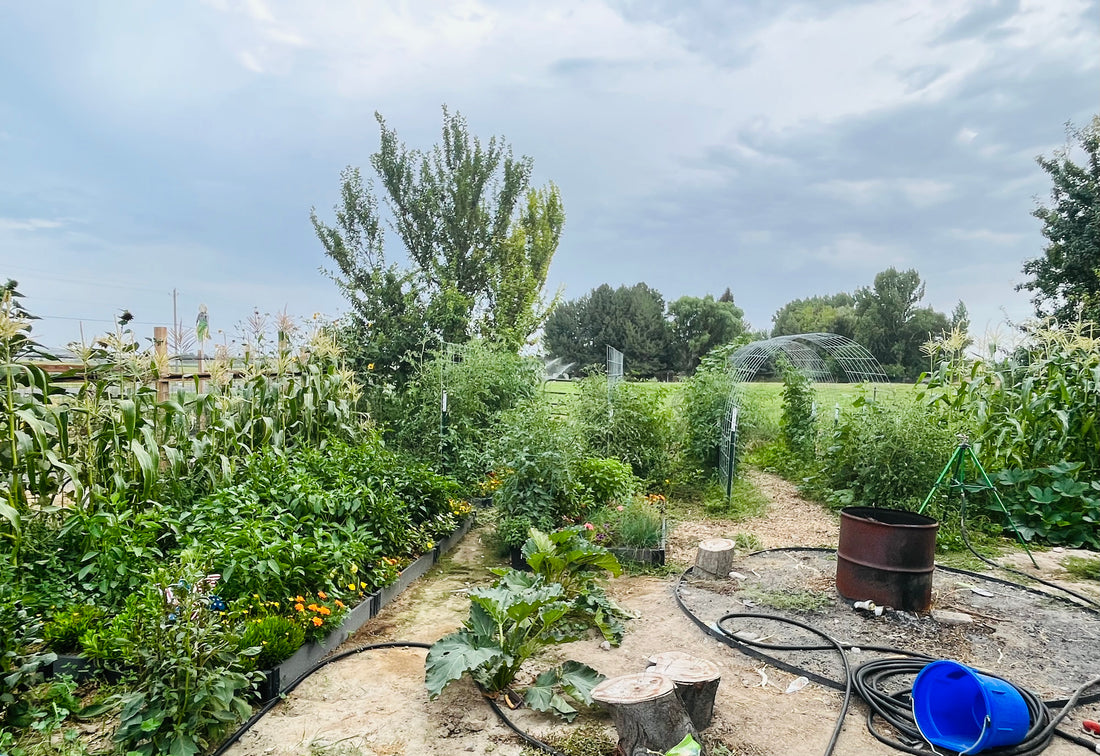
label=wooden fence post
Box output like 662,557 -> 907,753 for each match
154,326 -> 169,402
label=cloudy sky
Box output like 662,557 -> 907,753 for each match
1,0 -> 1097,351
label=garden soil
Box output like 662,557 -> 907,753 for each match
224,470 -> 1100,756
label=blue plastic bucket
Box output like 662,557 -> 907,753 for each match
911,660 -> 1030,754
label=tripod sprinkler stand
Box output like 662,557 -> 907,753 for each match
918,434 -> 1038,568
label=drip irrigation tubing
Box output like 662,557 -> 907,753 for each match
675,560 -> 1100,754
210,641 -> 565,756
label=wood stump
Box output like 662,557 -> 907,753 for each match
647,652 -> 722,729
591,672 -> 700,756
695,538 -> 735,578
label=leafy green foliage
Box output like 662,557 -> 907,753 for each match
853,268 -> 950,380
490,399 -> 581,547
772,292 -> 857,339
779,360 -> 815,460
572,457 -> 638,509
41,604 -> 105,654
1,580 -> 56,725
590,499 -> 664,549
666,294 -> 745,375
315,107 -> 562,384
922,322 -> 1100,546
394,341 -> 541,483
1019,115 -> 1100,324
108,566 -> 257,756
424,574 -> 575,697
513,527 -> 631,645
523,660 -> 604,722
572,376 -> 674,485
237,615 -> 305,671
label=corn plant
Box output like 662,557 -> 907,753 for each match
921,323 -> 1100,546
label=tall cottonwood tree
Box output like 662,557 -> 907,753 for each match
1019,115 -> 1100,325
313,107 -> 563,379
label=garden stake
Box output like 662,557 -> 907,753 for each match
918,435 -> 1037,568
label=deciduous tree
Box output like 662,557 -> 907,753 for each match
1019,115 -> 1100,325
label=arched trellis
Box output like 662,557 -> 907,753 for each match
727,333 -> 888,383
716,334 -> 887,499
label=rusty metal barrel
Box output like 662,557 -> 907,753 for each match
836,506 -> 939,612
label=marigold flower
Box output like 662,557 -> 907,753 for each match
319,606 -> 331,616
295,595 -> 305,603
312,616 -> 323,626
317,591 -> 327,600
335,599 -> 345,609
295,603 -> 305,612
308,604 -> 321,612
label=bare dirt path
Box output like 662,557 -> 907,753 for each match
225,471 -> 1100,756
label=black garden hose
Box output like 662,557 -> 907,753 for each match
211,641 -> 566,756
675,561 -> 1100,754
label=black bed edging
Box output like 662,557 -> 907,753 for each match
608,518 -> 668,566
47,514 -> 477,697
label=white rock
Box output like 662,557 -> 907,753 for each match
599,640 -> 611,651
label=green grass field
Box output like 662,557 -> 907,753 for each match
542,378 -> 917,423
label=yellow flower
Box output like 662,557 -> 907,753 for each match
360,581 -> 369,590
367,363 -> 374,370
348,583 -> 357,591
350,564 -> 358,574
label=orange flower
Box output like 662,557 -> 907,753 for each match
295,603 -> 305,612
319,606 -> 331,616
317,591 -> 327,600
334,599 -> 345,609
312,616 -> 323,626
308,603 -> 321,612
294,595 -> 305,603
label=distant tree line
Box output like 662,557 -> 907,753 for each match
545,269 -> 965,381
543,285 -> 748,378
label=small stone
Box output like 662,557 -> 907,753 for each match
1052,547 -> 1065,553
932,609 -> 974,625
600,640 -> 612,651
729,571 -> 748,580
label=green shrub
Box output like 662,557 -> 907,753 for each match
490,399 -> 581,547
816,394 -> 959,513
1,579 -> 56,725
572,457 -> 637,509
393,341 -> 541,483
42,604 -> 105,654
779,359 -> 815,460
572,376 -> 674,485
238,615 -> 305,671
110,566 -> 257,756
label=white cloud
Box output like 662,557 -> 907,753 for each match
814,233 -> 907,268
949,228 -> 1025,245
814,178 -> 952,207
238,51 -> 264,73
0,217 -> 66,232
956,127 -> 979,144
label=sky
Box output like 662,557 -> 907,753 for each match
1,0 -> 1097,352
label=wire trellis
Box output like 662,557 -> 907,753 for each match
607,345 -> 623,400
727,333 -> 888,383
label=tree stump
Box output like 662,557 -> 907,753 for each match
647,653 -> 722,729
695,538 -> 735,578
591,672 -> 701,756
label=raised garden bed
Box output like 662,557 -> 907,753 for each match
46,514 -> 476,699
608,519 -> 667,566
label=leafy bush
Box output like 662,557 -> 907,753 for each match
572,457 -> 637,509
921,323 -> 1100,546
1,580 -> 56,725
572,376 -> 674,485
393,341 -> 541,483
815,394 -> 959,513
108,566 -> 257,756
42,604 -> 105,654
490,399 -> 581,547
779,359 -> 815,460
238,615 -> 305,671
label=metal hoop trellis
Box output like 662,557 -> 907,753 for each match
716,333 -> 887,500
